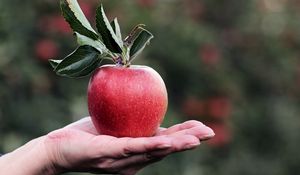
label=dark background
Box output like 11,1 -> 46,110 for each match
1,0 -> 300,174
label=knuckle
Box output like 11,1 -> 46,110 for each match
174,123 -> 184,130
88,137 -> 116,158
186,136 -> 199,145
143,153 -> 162,163
46,129 -> 73,142
122,138 -> 133,156
98,163 -> 109,170
143,141 -> 152,152
98,159 -> 113,170
143,153 -> 152,161
122,145 -> 132,156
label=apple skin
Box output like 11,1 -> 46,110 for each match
87,64 -> 168,137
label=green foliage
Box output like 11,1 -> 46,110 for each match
96,4 -> 123,53
129,28 -> 153,61
52,0 -> 155,77
49,59 -> 62,69
54,45 -> 100,78
60,0 -> 98,40
75,32 -> 106,53
110,18 -> 123,43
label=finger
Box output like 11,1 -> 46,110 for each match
65,117 -> 99,135
117,152 -> 167,175
93,148 -> 169,175
107,130 -> 201,157
107,153 -> 163,171
143,135 -> 200,160
94,153 -> 162,175
94,135 -> 201,173
156,127 -> 167,133
97,135 -> 173,158
169,134 -> 200,152
65,117 -> 91,128
169,125 -> 215,141
112,134 -> 201,170
156,120 -> 205,136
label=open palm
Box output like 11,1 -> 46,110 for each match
45,117 -> 214,175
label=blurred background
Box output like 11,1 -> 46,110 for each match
1,0 -> 300,174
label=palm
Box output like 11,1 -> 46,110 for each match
47,117 -> 214,175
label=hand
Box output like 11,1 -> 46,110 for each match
45,117 -> 215,175
0,117 -> 214,175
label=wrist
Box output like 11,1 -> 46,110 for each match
0,136 -> 59,175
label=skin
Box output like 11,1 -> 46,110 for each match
0,117 -> 214,175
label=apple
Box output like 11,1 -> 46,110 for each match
182,97 -> 204,117
38,16 -> 71,34
87,65 -> 168,137
78,1 -> 93,20
199,44 -> 220,66
207,97 -> 231,119
35,39 -> 59,61
50,16 -> 72,34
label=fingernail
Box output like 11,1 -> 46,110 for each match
200,133 -> 215,141
200,127 -> 215,136
205,126 -> 215,134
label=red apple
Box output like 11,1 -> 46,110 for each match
199,44 -> 220,66
38,16 -> 71,34
35,39 -> 59,61
88,64 -> 168,137
182,97 -> 204,117
207,97 -> 231,119
78,1 -> 93,20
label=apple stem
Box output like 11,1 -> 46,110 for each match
116,56 -> 122,64
115,55 -> 131,67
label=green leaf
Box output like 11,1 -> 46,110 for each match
96,4 -> 122,53
129,28 -> 154,60
67,56 -> 102,77
110,18 -> 122,42
75,32 -> 107,53
124,24 -> 146,46
54,45 -> 100,78
60,0 -> 98,40
49,59 -> 62,69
